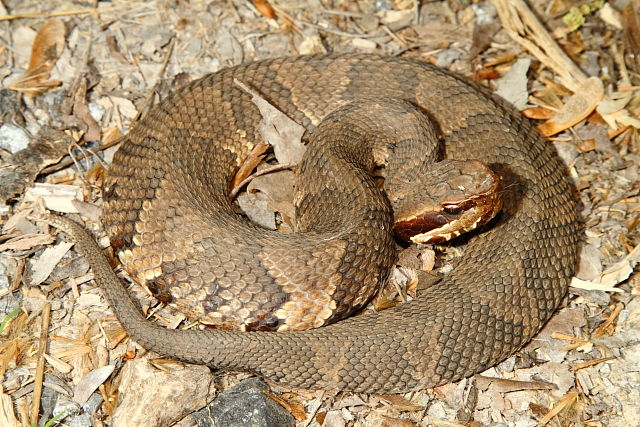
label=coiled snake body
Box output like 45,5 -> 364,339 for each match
48,54 -> 579,393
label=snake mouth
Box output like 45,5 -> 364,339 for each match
393,166 -> 503,244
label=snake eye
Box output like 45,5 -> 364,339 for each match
443,205 -> 463,215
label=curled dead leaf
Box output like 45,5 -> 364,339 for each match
8,18 -> 65,97
537,77 -> 604,137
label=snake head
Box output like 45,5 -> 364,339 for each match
393,159 -> 502,244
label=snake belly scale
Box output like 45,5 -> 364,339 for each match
46,54 -> 579,393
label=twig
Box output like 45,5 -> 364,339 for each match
30,303 -> 51,425
39,136 -> 122,176
133,35 -> 177,122
381,24 -> 408,48
321,9 -> 365,18
492,0 -> 588,92
0,8 -> 99,21
295,19 -> 380,38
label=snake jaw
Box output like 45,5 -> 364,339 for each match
393,162 -> 502,244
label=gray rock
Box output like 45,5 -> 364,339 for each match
52,397 -> 81,421
0,123 -> 29,153
196,378 -> 294,427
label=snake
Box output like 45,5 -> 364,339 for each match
43,54 -> 579,393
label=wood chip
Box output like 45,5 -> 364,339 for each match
29,241 -> 74,286
73,365 -> 115,405
24,183 -> 83,213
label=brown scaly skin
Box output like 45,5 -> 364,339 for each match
42,54 -> 579,393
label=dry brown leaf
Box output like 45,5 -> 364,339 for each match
43,353 -> 73,374
473,66 -> 501,81
494,0 -> 589,93
2,209 -> 35,235
265,391 -> 307,420
0,128 -> 73,204
378,394 -> 423,411
71,77 -> 102,142
247,169 -> 296,223
252,0 -> 276,19
50,335 -> 94,366
378,415 -> 415,426
0,311 -> 31,376
537,77 -> 604,137
522,106 -> 556,120
230,142 -> 269,194
600,243 -> 640,287
106,35 -> 129,65
570,356 -> 617,372
577,138 -> 596,153
8,18 -> 65,97
234,78 -> 306,165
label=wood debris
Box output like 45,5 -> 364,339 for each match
0,0 -> 638,426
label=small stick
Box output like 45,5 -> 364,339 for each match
39,137 -> 122,176
30,302 -> 51,425
0,8 -> 98,22
133,36 -> 177,122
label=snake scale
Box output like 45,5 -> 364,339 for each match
46,54 -> 579,393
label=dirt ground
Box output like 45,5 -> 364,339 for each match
1,1 -> 639,426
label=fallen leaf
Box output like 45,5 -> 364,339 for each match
0,128 -> 72,204
265,391 -> 307,420
473,66 -> 501,80
43,353 -> 73,374
230,141 -> 269,195
495,58 -> 531,110
234,78 -> 306,165
73,365 -> 115,405
29,241 -> 73,286
247,169 -> 296,223
378,394 -> 424,411
577,138 -> 596,152
8,18 -> 65,97
522,106 -> 556,120
106,35 -> 129,65
600,243 -> 640,287
539,391 -> 579,426
537,77 -> 604,137
252,0 -> 276,19
236,191 -> 276,230
71,77 -> 102,142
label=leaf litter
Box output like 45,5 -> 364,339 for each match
0,0 -> 638,426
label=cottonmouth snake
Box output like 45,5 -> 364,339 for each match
44,54 -> 579,393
